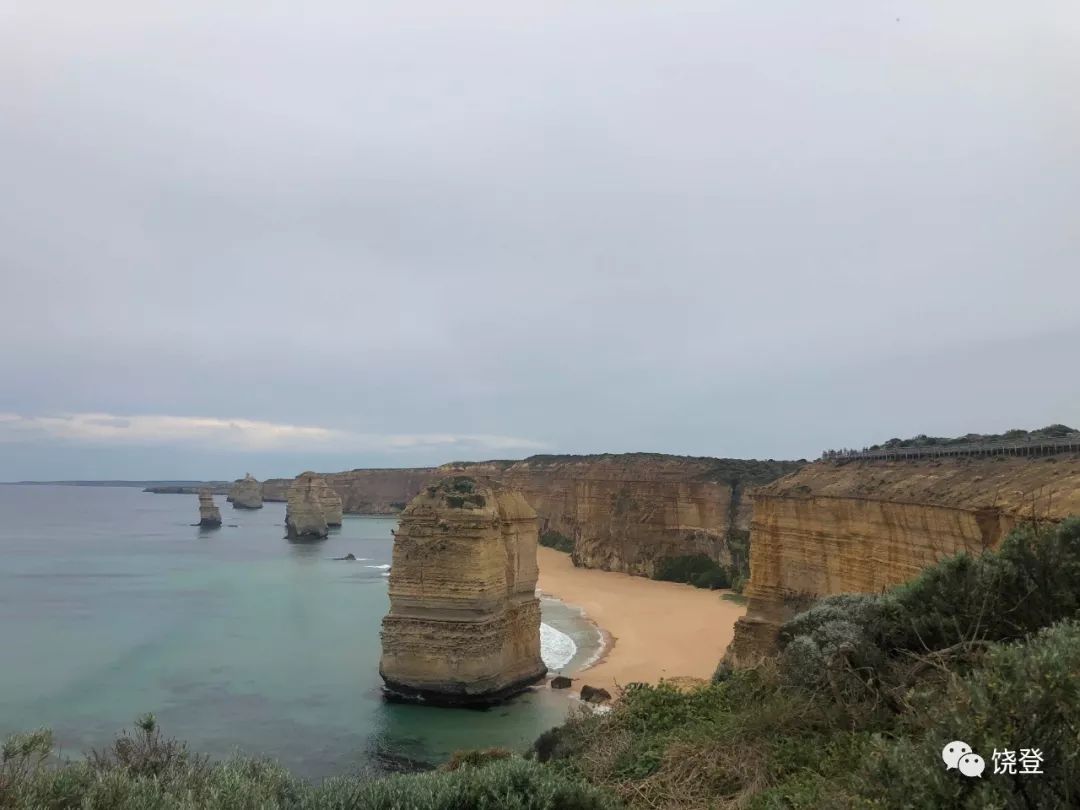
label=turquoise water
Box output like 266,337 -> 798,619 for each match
0,485 -> 598,778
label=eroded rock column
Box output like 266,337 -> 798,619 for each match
198,489 -> 222,527
229,473 -> 264,510
379,475 -> 546,705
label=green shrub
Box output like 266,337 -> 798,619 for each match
778,519 -> 1080,698
654,554 -> 721,585
539,530 -> 575,553
857,620 -> 1080,808
0,721 -> 619,810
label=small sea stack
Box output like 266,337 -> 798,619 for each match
198,489 -> 222,528
285,473 -> 330,539
228,473 -> 263,509
379,475 -> 547,706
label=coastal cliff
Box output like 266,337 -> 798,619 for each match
446,454 -> 801,577
726,452 -> 1080,667
260,468 -> 436,513
228,474 -> 263,509
379,476 -> 546,705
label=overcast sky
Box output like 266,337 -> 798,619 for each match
2,2 -> 1078,480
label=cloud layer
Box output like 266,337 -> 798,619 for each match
2,2 -> 1079,478
0,413 -> 546,455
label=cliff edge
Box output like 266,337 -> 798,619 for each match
725,452 -> 1080,667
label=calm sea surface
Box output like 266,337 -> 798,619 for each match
0,485 -> 597,778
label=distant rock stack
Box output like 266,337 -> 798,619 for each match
198,489 -> 222,528
228,473 -> 263,510
379,475 -> 547,706
285,473 -> 330,539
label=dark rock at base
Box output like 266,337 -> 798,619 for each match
380,668 -> 546,709
334,553 -> 357,561
580,685 -> 612,704
550,676 -> 572,689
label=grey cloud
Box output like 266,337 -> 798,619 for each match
1,2 -> 1078,478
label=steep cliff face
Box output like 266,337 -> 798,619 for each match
228,474 -> 263,509
726,453 -> 1080,667
261,468 -> 437,513
197,490 -> 222,527
284,474 -> 330,539
379,476 -> 546,705
447,454 -> 802,577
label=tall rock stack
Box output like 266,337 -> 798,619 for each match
228,473 -> 264,510
285,473 -> 330,539
379,475 -> 547,705
318,482 -> 343,526
198,490 -> 222,527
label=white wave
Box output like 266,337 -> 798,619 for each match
365,564 -> 391,570
540,622 -> 577,671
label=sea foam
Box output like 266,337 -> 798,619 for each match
540,622 -> 577,671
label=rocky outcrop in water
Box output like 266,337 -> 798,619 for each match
379,475 -> 546,705
198,489 -> 222,527
228,473 -> 263,510
285,473 -> 330,539
724,452 -> 1080,668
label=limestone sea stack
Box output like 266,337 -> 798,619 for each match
285,472 -> 330,539
228,473 -> 263,510
318,482 -> 343,526
379,475 -> 547,706
198,489 -> 222,528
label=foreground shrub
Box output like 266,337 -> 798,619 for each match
0,722 -> 619,810
858,620 -> 1080,808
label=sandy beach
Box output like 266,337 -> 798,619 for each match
536,547 -> 747,694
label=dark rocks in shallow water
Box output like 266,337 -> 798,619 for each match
550,676 -> 572,689
334,553 -> 357,561
579,685 -> 611,704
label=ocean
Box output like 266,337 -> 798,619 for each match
0,484 -> 601,778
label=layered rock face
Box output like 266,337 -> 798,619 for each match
318,483 -> 343,526
228,473 -> 263,509
260,468 -> 437,513
197,490 -> 222,527
726,453 -> 1080,667
379,476 -> 546,705
444,455 -> 802,577
284,473 -> 330,539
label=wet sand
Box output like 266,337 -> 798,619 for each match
536,547 -> 747,694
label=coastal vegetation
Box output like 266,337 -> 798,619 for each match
0,716 -> 616,809
539,530 -> 575,553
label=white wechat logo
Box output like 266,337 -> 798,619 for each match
942,741 -> 972,770
958,753 -> 986,778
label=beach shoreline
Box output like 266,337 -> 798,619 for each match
535,547 -> 747,695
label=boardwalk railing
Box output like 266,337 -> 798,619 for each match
822,434 -> 1080,462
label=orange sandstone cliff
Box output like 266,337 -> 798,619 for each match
446,454 -> 802,577
725,452 -> 1080,668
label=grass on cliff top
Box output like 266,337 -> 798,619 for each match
536,518 -> 1080,808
